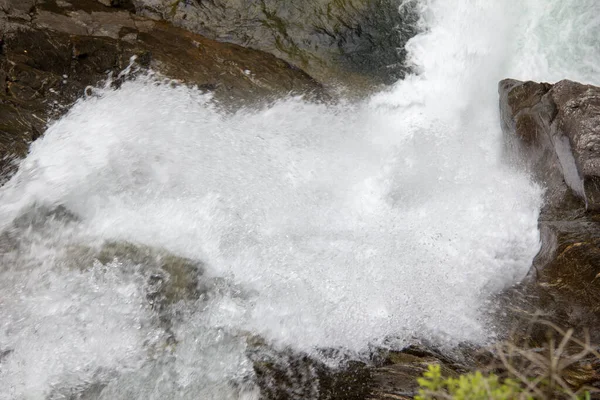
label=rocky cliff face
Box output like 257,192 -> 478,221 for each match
130,0 -> 418,89
499,79 -> 600,345
0,0 -> 324,180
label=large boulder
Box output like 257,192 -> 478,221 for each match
498,78 -> 600,344
129,0 -> 418,88
500,79 -> 600,211
0,0 -> 324,181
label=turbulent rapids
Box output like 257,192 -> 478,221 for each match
1,0 -> 600,399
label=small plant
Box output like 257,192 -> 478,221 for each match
416,320 -> 599,399
416,364 -> 526,400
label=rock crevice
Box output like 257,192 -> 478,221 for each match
501,79 -> 600,212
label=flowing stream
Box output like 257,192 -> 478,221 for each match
1,1 -> 600,399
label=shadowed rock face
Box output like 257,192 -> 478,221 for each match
552,81 -> 600,210
0,0 -> 324,181
500,79 -> 600,211
498,79 -> 600,345
130,0 -> 419,89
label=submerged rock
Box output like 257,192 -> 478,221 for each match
498,78 -> 600,345
0,0 -> 324,181
92,240 -> 204,308
1,203 -> 203,312
2,204 -> 470,399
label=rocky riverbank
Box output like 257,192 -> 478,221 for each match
495,78 -> 600,393
369,79 -> 600,397
499,79 -> 600,340
0,0 -> 325,181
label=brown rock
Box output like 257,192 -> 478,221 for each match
551,81 -> 600,210
247,342 -> 472,400
498,78 -> 600,344
131,0 -> 419,89
500,79 -> 600,211
249,347 -> 372,400
0,0 -> 324,182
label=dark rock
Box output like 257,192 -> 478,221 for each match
369,352 -> 453,399
96,0 -> 136,12
246,341 -> 473,400
131,0 -> 419,89
498,78 -> 600,345
0,348 -> 13,363
0,206 -> 202,312
0,0 -> 325,182
500,79 -> 600,211
11,203 -> 80,228
551,81 -> 600,210
366,343 -> 491,400
248,345 -> 372,400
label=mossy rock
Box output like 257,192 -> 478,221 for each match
73,240 -> 204,308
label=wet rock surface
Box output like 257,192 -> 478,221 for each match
248,343 -> 372,400
0,0 -> 324,181
249,343 -> 477,400
498,78 -> 600,346
500,79 -> 600,211
79,240 -> 204,308
130,0 -> 418,89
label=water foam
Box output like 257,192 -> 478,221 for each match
2,0 -> 599,398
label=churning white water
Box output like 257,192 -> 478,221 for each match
1,0 -> 599,398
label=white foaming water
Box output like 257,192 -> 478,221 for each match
1,0 -> 599,398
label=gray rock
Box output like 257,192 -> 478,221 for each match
500,79 -> 600,211
0,0 -> 324,182
498,78 -> 600,349
131,0 -> 418,88
550,81 -> 600,210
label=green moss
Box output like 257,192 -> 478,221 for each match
388,352 -> 427,365
169,0 -> 181,17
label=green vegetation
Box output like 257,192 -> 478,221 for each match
417,364 -> 525,400
417,364 -> 593,400
416,322 -> 599,399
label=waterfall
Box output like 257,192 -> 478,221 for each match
1,0 -> 599,398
